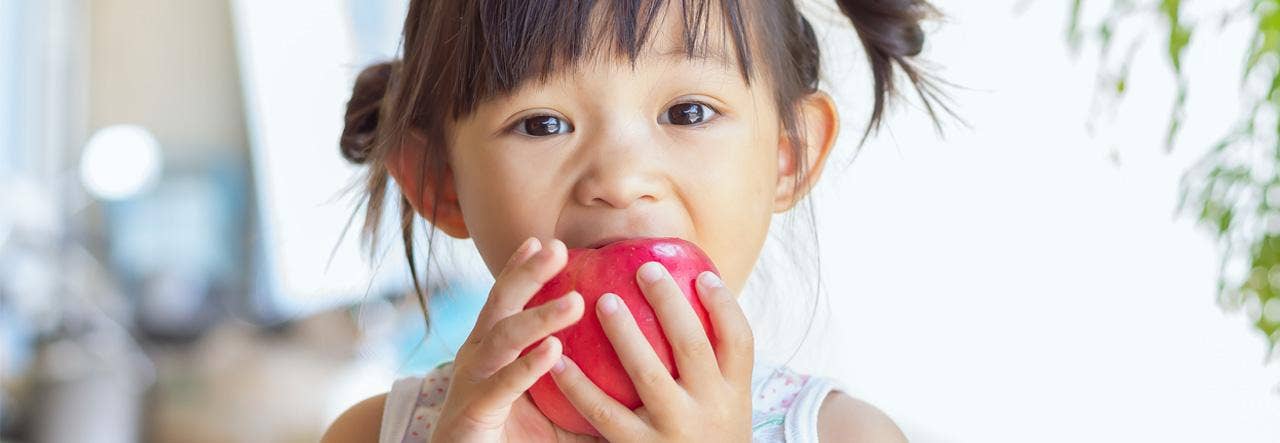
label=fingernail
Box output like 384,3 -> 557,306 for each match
598,293 -> 620,315
638,262 -> 664,283
516,237 -> 536,255
508,238 -> 529,264
523,237 -> 543,259
555,292 -> 577,311
552,356 -> 566,374
535,239 -> 556,259
539,239 -> 566,260
698,271 -> 723,289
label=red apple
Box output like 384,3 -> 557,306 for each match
521,237 -> 718,436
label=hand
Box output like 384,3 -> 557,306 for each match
549,262 -> 755,442
431,237 -> 596,443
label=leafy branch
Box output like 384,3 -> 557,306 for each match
1069,0 -> 1280,356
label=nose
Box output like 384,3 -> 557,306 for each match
571,124 -> 665,209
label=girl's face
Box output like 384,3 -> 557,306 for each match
392,9 -> 838,295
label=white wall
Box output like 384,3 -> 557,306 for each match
781,1 -> 1280,441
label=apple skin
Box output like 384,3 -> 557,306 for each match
521,237 -> 719,436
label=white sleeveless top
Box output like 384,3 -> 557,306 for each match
378,360 -> 844,442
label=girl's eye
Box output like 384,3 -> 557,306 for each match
517,115 -> 573,137
662,102 -> 718,126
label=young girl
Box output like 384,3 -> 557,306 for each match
324,0 -> 942,441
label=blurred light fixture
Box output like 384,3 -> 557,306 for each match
79,124 -> 162,201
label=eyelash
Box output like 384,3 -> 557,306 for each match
510,101 -> 722,137
659,101 -> 720,127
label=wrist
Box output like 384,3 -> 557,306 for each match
430,410 -> 499,443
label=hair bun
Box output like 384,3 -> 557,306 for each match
340,61 -> 396,164
831,0 -> 944,141
892,22 -> 926,57
836,0 -> 932,58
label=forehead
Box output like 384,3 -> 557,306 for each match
602,0 -> 742,69
469,0 -> 756,101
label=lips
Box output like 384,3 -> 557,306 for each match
581,234 -> 675,249
585,237 -> 631,249
570,226 -> 683,250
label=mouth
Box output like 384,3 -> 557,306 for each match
585,237 -> 632,249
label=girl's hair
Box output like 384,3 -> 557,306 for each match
339,0 -> 946,326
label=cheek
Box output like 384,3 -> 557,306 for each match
451,144 -> 562,275
680,129 -> 778,292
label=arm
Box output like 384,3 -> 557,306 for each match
320,393 -> 387,443
817,393 -> 908,443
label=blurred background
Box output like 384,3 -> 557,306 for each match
1,0 -> 1278,442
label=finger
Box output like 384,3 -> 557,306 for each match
636,261 -> 720,387
596,293 -> 684,414
469,237 -> 542,337
471,291 -> 584,377
549,355 -> 649,440
475,238 -> 567,332
502,236 -> 542,273
696,271 -> 754,385
468,336 -> 563,416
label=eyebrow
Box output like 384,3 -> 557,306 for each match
654,45 -> 736,70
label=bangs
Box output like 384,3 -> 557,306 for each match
349,0 -> 946,331
444,0 -> 756,118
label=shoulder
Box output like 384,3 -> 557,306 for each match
320,392 -> 388,443
817,392 -> 907,443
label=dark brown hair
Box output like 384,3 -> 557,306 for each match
339,0 -> 946,326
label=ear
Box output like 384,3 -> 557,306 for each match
385,129 -> 470,239
773,91 -> 839,212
